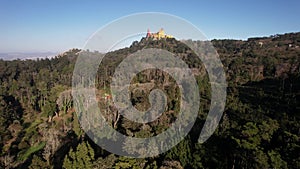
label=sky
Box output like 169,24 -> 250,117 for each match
0,0 -> 299,54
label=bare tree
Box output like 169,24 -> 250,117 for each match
42,128 -> 60,164
0,154 -> 14,169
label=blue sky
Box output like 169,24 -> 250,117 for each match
0,0 -> 299,53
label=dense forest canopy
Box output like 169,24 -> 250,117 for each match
0,32 -> 299,169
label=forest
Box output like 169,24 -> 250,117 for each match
0,32 -> 299,169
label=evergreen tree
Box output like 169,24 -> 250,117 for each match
63,141 -> 95,169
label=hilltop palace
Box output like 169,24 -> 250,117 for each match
146,28 -> 173,40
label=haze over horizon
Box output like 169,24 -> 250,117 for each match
0,0 -> 299,58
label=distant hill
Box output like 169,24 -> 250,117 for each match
0,52 -> 58,60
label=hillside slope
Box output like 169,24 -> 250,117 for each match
0,32 -> 299,169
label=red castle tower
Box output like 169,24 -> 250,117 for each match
146,28 -> 151,38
